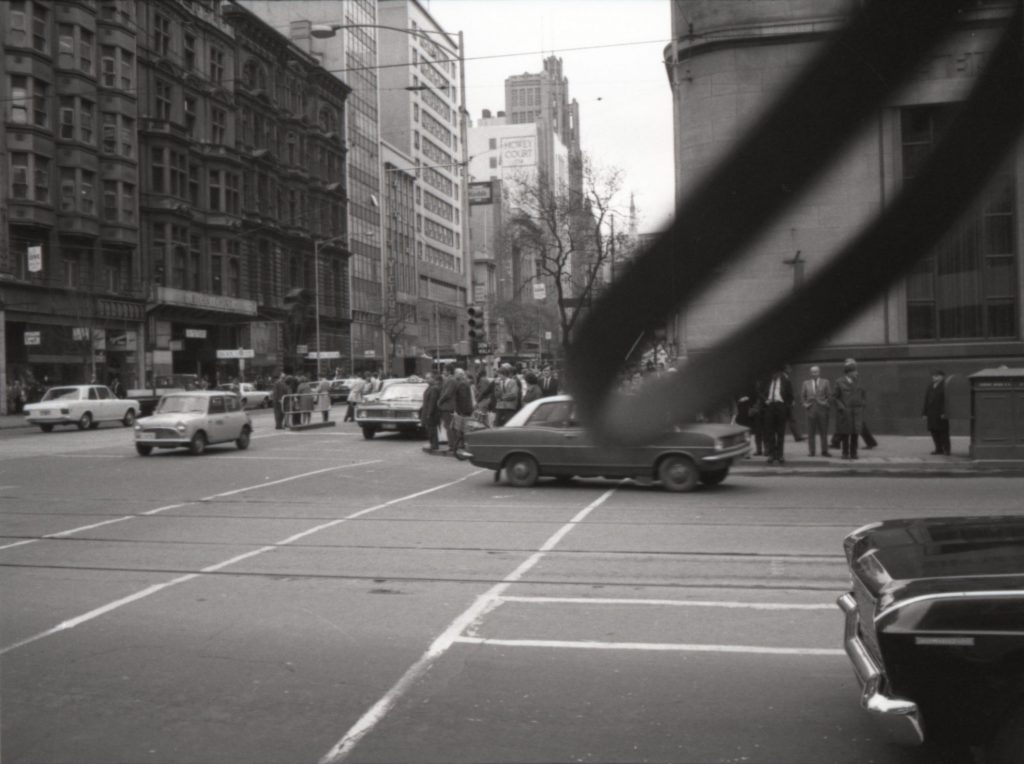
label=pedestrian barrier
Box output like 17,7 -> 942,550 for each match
278,392 -> 336,431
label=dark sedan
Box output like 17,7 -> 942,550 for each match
458,395 -> 750,490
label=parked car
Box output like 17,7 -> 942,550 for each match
354,376 -> 427,439
457,395 -> 750,490
23,384 -> 140,432
133,391 -> 252,455
215,382 -> 270,410
838,515 -> 1024,761
328,378 -> 357,403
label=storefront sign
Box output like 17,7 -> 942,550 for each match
307,351 -> 341,359
27,245 -> 43,273
363,350 -> 377,357
532,281 -> 546,300
156,287 -> 257,316
108,331 -> 137,351
468,182 -> 493,205
24,331 -> 41,346
216,349 -> 255,359
185,328 -> 207,339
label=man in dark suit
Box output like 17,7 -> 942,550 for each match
762,367 -> 794,464
801,365 -> 832,457
922,369 -> 951,455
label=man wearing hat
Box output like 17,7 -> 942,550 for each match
832,361 -> 866,459
922,370 -> 951,455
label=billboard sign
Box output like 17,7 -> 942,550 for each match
500,135 -> 536,167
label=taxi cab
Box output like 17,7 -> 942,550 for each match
134,391 -> 252,455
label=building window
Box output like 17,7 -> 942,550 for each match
101,46 -> 134,89
10,153 -> 50,202
211,107 -> 226,144
209,46 -> 224,84
153,13 -> 171,58
188,163 -> 200,205
902,105 -> 1018,341
184,95 -> 197,137
184,33 -> 196,70
170,151 -> 187,198
155,79 -> 172,121
103,180 -> 118,222
58,96 -> 95,144
32,3 -> 48,52
59,168 -> 95,214
10,75 -> 50,127
151,147 -> 165,193
102,112 -> 134,156
63,253 -> 82,288
189,235 -> 201,291
209,169 -> 223,211
227,249 -> 240,297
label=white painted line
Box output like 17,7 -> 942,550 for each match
453,636 -> 844,656
318,486 -> 619,764
498,596 -> 835,610
0,462 -> 381,552
0,471 -> 483,657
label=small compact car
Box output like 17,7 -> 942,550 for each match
458,395 -> 750,490
133,391 -> 252,455
215,382 -> 270,410
838,515 -> 1024,761
354,376 -> 427,439
23,384 -> 141,432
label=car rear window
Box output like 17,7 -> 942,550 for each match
527,400 -> 574,428
42,387 -> 81,401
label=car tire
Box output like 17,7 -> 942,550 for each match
122,409 -> 136,427
39,424 -> 54,433
135,443 -> 152,456
658,455 -> 700,492
236,429 -> 251,450
188,432 -> 207,455
986,704 -> 1024,764
699,467 -> 729,486
504,454 -> 539,487
362,427 -> 376,439
77,412 -> 93,431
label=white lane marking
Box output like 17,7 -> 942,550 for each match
0,461 -> 380,551
453,636 -> 844,656
0,471 -> 482,657
318,486 -> 619,764
498,596 -> 835,610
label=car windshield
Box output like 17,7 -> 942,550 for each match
156,396 -> 208,414
41,387 -> 81,401
378,383 -> 425,401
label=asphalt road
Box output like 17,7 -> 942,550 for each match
1,409 -> 1019,764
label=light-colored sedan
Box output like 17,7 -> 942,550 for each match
134,391 -> 252,456
216,382 -> 271,410
23,385 -> 141,432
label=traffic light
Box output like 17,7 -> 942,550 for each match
467,304 -> 485,353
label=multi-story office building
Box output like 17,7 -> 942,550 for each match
505,56 -> 582,199
381,140 -> 420,373
664,0 -> 1022,431
2,0 -> 147,399
378,0 -> 470,363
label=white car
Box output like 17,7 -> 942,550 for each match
134,391 -> 253,456
216,382 -> 271,410
23,385 -> 141,432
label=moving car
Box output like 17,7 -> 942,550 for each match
458,395 -> 750,490
838,516 -> 1024,762
215,382 -> 270,410
328,378 -> 357,403
23,384 -> 140,432
133,390 -> 252,455
354,376 -> 427,439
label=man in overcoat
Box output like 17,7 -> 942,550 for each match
922,369 -> 951,455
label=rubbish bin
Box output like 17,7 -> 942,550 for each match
969,367 -> 1024,461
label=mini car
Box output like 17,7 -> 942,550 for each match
133,391 -> 252,455
838,515 -> 1024,761
23,384 -> 141,432
458,395 -> 750,490
215,382 -> 271,410
354,376 -> 427,439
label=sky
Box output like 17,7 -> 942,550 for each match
424,0 -> 675,233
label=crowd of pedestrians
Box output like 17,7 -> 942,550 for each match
419,362 -> 560,456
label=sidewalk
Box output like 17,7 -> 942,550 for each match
2,411 -> 1020,474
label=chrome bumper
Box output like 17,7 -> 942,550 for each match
837,593 -> 924,745
702,444 -> 751,463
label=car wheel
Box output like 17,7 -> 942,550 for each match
658,455 -> 699,492
122,409 -> 136,427
362,427 -> 376,439
39,424 -> 54,433
135,443 -> 152,456
699,467 -> 729,486
986,704 -> 1024,764
77,412 -> 93,431
236,429 -> 251,450
504,454 -> 539,487
188,432 -> 207,455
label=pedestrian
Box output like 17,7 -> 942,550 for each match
539,365 -> 559,397
922,369 -> 951,456
830,359 -> 878,452
522,371 -> 543,406
833,361 -> 867,459
801,365 -> 832,457
8,379 -> 25,414
733,381 -> 762,455
447,368 -> 475,455
494,364 -> 521,426
109,375 -> 125,399
286,370 -> 299,426
296,375 -> 314,425
271,370 -> 289,430
473,366 -> 496,427
783,365 -> 804,442
761,367 -> 793,464
421,372 -> 442,453
345,373 -> 368,422
316,377 -> 331,422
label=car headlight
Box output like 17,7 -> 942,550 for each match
175,422 -> 188,433
713,439 -> 725,451
134,424 -> 142,431
60,408 -> 70,415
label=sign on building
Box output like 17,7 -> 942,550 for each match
185,328 -> 207,339
27,245 -> 43,273
500,135 -> 536,167
468,182 -> 493,205
532,281 -> 547,300
216,349 -> 255,359
24,331 -> 41,346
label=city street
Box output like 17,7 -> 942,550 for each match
0,409 -> 1020,764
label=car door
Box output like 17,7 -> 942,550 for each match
86,386 -> 101,421
521,400 -> 599,476
95,386 -> 115,421
205,396 -> 230,442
